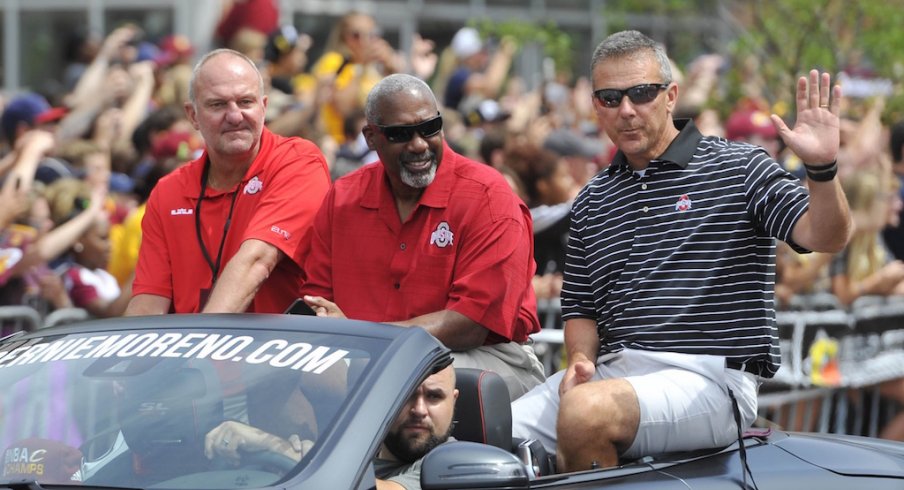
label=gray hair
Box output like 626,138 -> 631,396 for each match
364,74 -> 437,125
590,30 -> 672,84
188,48 -> 265,108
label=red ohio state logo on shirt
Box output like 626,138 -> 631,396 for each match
675,194 -> 692,212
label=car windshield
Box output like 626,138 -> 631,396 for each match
0,326 -> 384,488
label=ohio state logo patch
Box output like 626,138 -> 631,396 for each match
244,176 -> 263,195
429,222 -> 454,248
675,194 -> 692,212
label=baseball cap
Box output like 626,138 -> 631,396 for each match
264,25 -> 302,63
464,99 -> 511,126
451,27 -> 483,59
1,93 -> 67,143
151,130 -> 203,161
135,41 -> 161,63
725,109 -> 777,141
155,34 -> 194,67
2,438 -> 83,484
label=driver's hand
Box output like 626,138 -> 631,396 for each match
287,434 -> 315,459
204,421 -> 275,464
205,421 -> 310,464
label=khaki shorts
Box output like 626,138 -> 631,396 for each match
511,349 -> 759,459
452,342 -> 546,401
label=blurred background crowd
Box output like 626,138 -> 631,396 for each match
0,0 -> 903,439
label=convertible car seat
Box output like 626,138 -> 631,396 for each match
451,368 -> 512,450
117,360 -> 224,482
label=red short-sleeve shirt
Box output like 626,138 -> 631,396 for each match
133,128 -> 330,313
301,143 -> 540,343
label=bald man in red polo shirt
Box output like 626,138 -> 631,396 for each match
301,74 -> 545,400
126,49 -> 330,315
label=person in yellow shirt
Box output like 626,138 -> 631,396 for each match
311,11 -> 402,144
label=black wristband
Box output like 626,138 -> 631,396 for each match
804,160 -> 837,182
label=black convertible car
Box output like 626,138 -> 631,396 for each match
0,314 -> 902,489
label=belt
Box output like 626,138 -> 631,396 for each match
726,359 -> 760,375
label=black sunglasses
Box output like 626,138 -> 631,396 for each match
374,114 -> 443,143
593,83 -> 669,108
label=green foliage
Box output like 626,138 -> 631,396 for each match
594,0 -> 904,122
603,0 -> 720,15
472,19 -> 574,78
728,0 -> 904,122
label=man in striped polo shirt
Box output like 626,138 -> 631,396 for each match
512,30 -> 852,472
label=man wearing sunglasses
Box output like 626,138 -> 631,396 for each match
300,73 -> 546,401
512,30 -> 852,471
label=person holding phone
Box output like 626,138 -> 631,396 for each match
300,74 -> 545,401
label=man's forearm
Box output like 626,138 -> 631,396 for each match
391,309 -> 488,350
564,317 -> 601,365
202,239 -> 281,313
124,294 -> 171,316
794,177 -> 852,253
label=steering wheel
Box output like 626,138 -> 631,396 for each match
207,447 -> 298,476
239,449 -> 299,474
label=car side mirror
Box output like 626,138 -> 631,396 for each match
420,441 -> 530,489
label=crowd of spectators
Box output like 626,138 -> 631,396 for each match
1,4 -> 902,439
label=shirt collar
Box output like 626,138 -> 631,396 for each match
361,140 -> 456,210
607,119 -> 702,175
180,127 -> 274,198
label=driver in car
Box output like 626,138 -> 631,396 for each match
203,365 -> 458,490
203,364 -> 346,465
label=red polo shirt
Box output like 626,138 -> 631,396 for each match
133,128 -> 330,313
301,143 -> 540,343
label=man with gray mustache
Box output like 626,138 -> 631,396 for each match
300,74 -> 546,401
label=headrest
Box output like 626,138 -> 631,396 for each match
452,368 -> 512,450
117,364 -> 223,477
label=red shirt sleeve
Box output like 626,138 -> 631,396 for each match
445,186 -> 540,343
299,185 -> 336,300
131,191 -> 173,300
242,139 -> 331,268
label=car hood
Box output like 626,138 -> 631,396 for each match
773,432 -> 904,478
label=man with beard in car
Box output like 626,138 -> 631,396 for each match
374,365 -> 458,489
203,365 -> 457,490
299,74 -> 545,401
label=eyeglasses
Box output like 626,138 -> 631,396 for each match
374,114 -> 443,143
350,30 -> 378,41
593,83 -> 669,108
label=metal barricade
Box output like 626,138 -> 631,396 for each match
0,305 -> 42,334
530,293 -> 902,437
43,307 -> 90,328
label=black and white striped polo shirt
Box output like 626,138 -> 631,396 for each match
561,119 -> 810,378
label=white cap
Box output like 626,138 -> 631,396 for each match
451,27 -> 483,59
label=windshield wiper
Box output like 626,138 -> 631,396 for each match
0,330 -> 26,343
0,481 -> 43,490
